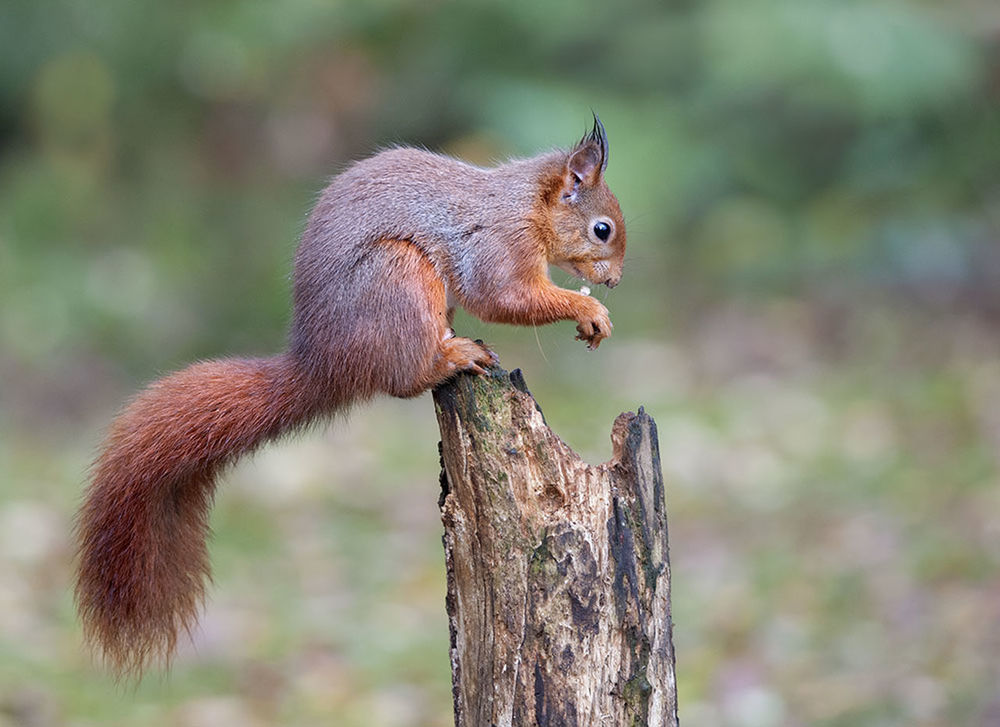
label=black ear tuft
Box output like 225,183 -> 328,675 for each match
566,112 -> 609,190
577,111 -> 608,173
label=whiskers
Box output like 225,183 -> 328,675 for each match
532,324 -> 550,364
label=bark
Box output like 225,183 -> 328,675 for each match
433,366 -> 678,727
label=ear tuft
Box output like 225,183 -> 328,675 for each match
583,112 -> 609,173
566,112 -> 609,190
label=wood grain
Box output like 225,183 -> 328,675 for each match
434,367 -> 678,727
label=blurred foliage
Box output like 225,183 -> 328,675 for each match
1,0 -> 999,725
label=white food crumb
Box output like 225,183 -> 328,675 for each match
579,286 -> 591,296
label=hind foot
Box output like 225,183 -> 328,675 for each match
439,336 -> 498,377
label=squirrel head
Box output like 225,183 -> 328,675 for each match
546,114 -> 626,289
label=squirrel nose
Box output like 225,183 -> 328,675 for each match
604,277 -> 620,289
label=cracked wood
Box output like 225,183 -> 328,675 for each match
434,367 -> 678,727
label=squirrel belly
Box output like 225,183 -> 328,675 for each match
75,114 -> 626,678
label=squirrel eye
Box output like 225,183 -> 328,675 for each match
593,221 -> 611,241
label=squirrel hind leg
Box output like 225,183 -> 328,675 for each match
359,239 -> 493,398
433,336 -> 498,380
391,335 -> 495,397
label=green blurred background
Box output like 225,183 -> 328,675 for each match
2,0 -> 999,725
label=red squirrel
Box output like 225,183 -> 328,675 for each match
75,115 -> 626,677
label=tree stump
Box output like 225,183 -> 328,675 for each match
433,366 -> 678,727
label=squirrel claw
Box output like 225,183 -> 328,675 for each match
474,340 -> 500,365
575,303 -> 611,350
442,336 -> 496,377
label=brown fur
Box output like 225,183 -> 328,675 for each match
75,116 -> 626,677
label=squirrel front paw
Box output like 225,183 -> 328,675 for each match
575,299 -> 613,350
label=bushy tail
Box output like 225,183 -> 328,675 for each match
75,353 -> 322,678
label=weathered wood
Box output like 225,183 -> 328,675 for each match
434,366 -> 678,727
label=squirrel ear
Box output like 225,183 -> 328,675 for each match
565,113 -> 609,192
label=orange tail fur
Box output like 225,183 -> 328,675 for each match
75,354 -> 322,677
